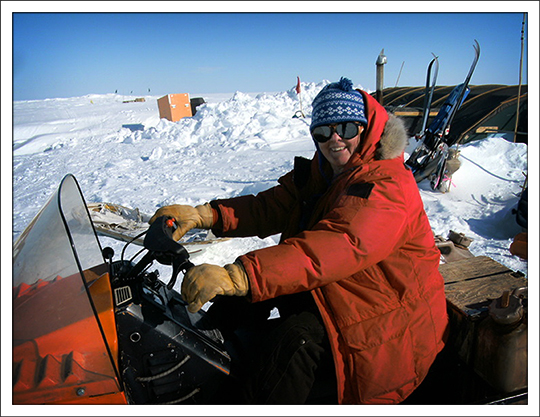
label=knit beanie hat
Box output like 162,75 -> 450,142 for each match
310,77 -> 368,130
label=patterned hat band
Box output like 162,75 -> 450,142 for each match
310,78 -> 367,130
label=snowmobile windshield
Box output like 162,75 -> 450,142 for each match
13,174 -> 122,404
13,175 -> 106,287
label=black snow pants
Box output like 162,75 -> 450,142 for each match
206,291 -> 337,405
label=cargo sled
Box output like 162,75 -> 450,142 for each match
12,175 -> 528,405
87,201 -> 228,250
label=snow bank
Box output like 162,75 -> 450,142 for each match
12,82 -> 528,283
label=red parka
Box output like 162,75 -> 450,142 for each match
210,91 -> 448,404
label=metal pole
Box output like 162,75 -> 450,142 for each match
395,61 -> 405,87
514,13 -> 526,143
376,49 -> 387,105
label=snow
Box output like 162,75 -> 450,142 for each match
12,81 -> 529,289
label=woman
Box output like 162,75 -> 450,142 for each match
150,78 -> 448,404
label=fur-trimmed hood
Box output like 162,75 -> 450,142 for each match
355,90 -> 409,163
374,113 -> 409,160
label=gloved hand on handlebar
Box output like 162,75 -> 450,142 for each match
149,203 -> 214,241
181,262 -> 249,313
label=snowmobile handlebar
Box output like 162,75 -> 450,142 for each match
125,216 -> 194,289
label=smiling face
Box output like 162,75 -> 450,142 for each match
318,125 -> 364,175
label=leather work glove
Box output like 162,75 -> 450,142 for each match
181,262 -> 249,313
149,203 -> 214,241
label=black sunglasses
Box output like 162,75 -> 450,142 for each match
311,122 -> 363,143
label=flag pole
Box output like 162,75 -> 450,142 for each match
295,76 -> 305,118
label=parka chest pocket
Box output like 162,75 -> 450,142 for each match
347,182 -> 375,199
331,180 -> 376,218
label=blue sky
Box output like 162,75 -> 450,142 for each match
7,6 -> 536,101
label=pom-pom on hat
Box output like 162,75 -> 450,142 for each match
310,77 -> 367,130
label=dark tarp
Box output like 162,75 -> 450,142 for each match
372,85 -> 528,144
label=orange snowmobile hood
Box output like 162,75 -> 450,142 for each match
12,175 -> 126,405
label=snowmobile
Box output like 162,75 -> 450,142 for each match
13,174 -> 231,405
12,175 -> 528,405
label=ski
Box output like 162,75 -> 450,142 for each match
409,83 -> 471,183
439,39 -> 480,147
406,40 -> 480,189
418,53 -> 439,137
405,54 -> 439,180
430,40 -> 480,191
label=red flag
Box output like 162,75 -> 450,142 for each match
295,76 -> 301,94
